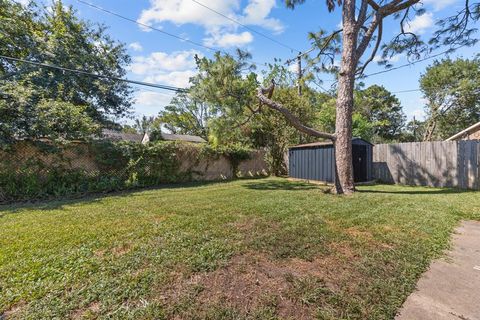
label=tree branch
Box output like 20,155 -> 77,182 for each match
356,13 -> 381,58
256,82 -> 336,141
356,0 -> 369,28
356,19 -> 383,75
380,0 -> 420,16
366,0 -> 380,11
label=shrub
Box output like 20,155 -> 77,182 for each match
0,140 -> 257,202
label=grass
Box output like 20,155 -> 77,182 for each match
1,177 -> 479,319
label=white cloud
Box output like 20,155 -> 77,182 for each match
130,50 -> 200,74
373,54 -> 403,63
130,50 -> 200,89
138,0 -> 238,29
135,91 -> 174,107
423,0 -> 458,11
137,0 -> 284,48
411,109 -> 426,120
144,70 -> 198,88
204,31 -> 253,48
128,42 -> 143,52
16,0 -> 30,5
241,0 -> 283,34
404,12 -> 434,34
287,63 -> 298,73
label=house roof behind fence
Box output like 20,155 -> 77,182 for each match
102,129 -> 146,143
446,121 -> 480,141
161,133 -> 206,143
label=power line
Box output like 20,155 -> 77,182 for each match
75,0 -> 270,68
391,88 -> 421,94
76,0 -> 218,53
0,55 -> 187,92
190,0 -> 300,54
363,46 -> 465,78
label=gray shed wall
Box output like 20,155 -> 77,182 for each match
288,139 -> 373,183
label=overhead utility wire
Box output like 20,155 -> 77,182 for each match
190,0 -> 301,53
0,55 -> 428,97
75,0 -> 269,68
391,88 -> 421,94
76,0 -> 217,53
363,46 -> 467,78
0,55 -> 187,92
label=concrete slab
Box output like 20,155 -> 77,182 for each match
396,221 -> 480,320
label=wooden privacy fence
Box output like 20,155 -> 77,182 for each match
373,141 -> 480,190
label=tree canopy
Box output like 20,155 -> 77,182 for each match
421,57 -> 480,140
0,0 -> 132,143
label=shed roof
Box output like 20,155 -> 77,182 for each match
289,137 -> 373,150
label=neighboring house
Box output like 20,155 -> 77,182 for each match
101,129 -> 150,144
101,129 -> 206,144
160,133 -> 206,143
446,121 -> 480,141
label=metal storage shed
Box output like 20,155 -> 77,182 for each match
288,138 -> 373,183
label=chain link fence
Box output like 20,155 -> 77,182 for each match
0,140 -> 268,203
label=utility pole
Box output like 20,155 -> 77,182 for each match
413,116 -> 417,141
286,48 -> 314,97
296,52 -> 302,96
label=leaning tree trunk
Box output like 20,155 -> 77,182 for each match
334,2 -> 357,195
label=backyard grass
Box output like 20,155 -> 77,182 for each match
1,178 -> 479,319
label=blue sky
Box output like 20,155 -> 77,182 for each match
24,0 -> 480,123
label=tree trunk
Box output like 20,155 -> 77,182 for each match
334,1 -> 357,195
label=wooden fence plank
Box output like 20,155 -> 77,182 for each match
373,140 -> 480,190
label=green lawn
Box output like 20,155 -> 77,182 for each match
1,178 -> 479,320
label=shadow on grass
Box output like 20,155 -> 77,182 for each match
243,180 -> 322,191
0,179 -> 237,216
357,185 -> 472,195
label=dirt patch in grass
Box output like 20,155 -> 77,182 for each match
93,243 -> 132,258
160,249 -> 365,319
71,301 -> 101,319
1,300 -> 26,319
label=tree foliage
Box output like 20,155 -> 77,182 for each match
134,115 -> 155,134
355,85 -> 405,142
421,57 -> 480,140
0,0 -> 132,143
158,93 -> 212,140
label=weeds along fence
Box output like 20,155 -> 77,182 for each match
373,140 -> 480,190
0,140 -> 268,203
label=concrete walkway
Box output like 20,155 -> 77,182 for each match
396,221 -> 480,320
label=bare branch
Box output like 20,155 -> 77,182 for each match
366,0 -> 380,11
356,19 -> 383,75
356,0 -> 369,27
356,13 -> 381,58
256,82 -> 335,141
380,0 -> 420,16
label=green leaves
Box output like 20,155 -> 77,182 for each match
0,0 -> 132,144
420,58 -> 480,139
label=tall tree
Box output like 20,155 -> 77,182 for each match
421,57 -> 480,140
257,0 -> 480,194
0,0 -> 133,143
189,51 -> 258,146
158,92 -> 212,140
355,85 -> 405,142
134,115 -> 155,134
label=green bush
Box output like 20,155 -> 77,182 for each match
0,140 -> 256,202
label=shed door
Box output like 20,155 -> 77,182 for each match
352,145 -> 367,182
